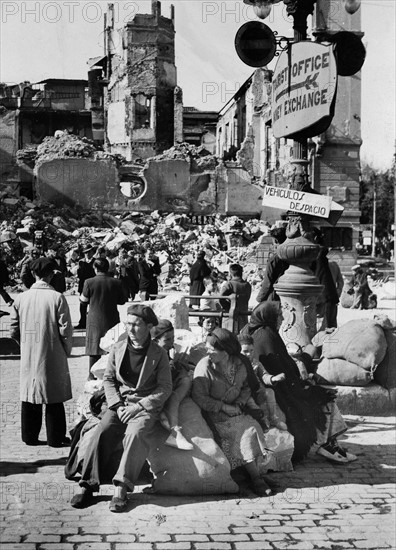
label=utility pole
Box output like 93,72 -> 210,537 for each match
372,178 -> 376,257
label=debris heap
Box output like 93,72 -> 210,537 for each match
0,186 -> 272,292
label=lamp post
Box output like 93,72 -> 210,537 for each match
372,178 -> 376,257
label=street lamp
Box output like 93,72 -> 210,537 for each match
243,0 -> 281,20
343,0 -> 361,15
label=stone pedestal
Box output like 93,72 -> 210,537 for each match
274,236 -> 323,348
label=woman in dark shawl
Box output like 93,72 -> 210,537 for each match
240,302 -> 357,464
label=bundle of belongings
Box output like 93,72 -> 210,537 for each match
313,315 -> 396,389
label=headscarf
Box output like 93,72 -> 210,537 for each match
206,327 -> 241,356
246,301 -> 281,335
150,318 -> 174,340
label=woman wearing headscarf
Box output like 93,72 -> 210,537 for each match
192,327 -> 275,496
240,302 -> 357,464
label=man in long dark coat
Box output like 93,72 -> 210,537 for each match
81,258 -> 127,379
75,245 -> 96,329
137,247 -> 161,301
189,250 -> 211,308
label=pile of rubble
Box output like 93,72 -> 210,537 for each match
152,143 -> 218,172
16,132 -> 127,171
0,185 -> 271,292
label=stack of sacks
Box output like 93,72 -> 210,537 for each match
372,315 -> 396,390
314,319 -> 388,386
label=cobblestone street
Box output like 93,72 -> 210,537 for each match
1,296 -> 395,550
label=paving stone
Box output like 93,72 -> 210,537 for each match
138,534 -> 172,542
156,544 -> 191,550
194,544 -> 231,550
24,535 -> 61,543
0,535 -> 22,543
106,535 -> 138,542
230,527 -> 265,534
65,535 -> 104,542
263,526 -> 302,533
270,542 -> 314,549
174,535 -> 210,542
210,534 -> 250,542
233,543 -> 272,550
114,545 -> 152,550
250,534 -> 290,541
352,542 -> 392,549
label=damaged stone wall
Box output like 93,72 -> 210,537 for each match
33,137 -> 263,216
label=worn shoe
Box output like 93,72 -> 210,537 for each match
70,488 -> 94,509
165,427 -> 194,451
317,442 -> 357,463
49,437 -> 71,448
109,495 -> 128,513
251,477 -> 274,497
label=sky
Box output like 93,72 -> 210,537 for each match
1,0 -> 395,170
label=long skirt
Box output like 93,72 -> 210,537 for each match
213,414 -> 268,470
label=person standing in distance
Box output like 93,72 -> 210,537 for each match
189,250 -> 211,309
10,257 -> 73,447
81,258 -> 127,380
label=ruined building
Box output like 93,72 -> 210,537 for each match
98,1 -> 180,161
0,79 -> 92,196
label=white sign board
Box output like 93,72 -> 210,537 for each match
272,41 -> 337,139
263,185 -> 332,218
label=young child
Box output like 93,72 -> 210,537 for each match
200,275 -> 221,312
220,264 -> 252,332
151,320 -> 194,451
238,334 -> 288,431
198,310 -> 220,341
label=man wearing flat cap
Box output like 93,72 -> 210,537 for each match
10,257 -> 73,447
71,303 -> 172,512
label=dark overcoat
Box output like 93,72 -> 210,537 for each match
138,258 -> 161,295
82,273 -> 127,355
189,258 -> 211,305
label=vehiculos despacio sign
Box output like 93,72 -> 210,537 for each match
263,185 -> 332,218
272,41 -> 337,139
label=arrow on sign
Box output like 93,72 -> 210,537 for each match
275,72 -> 319,102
